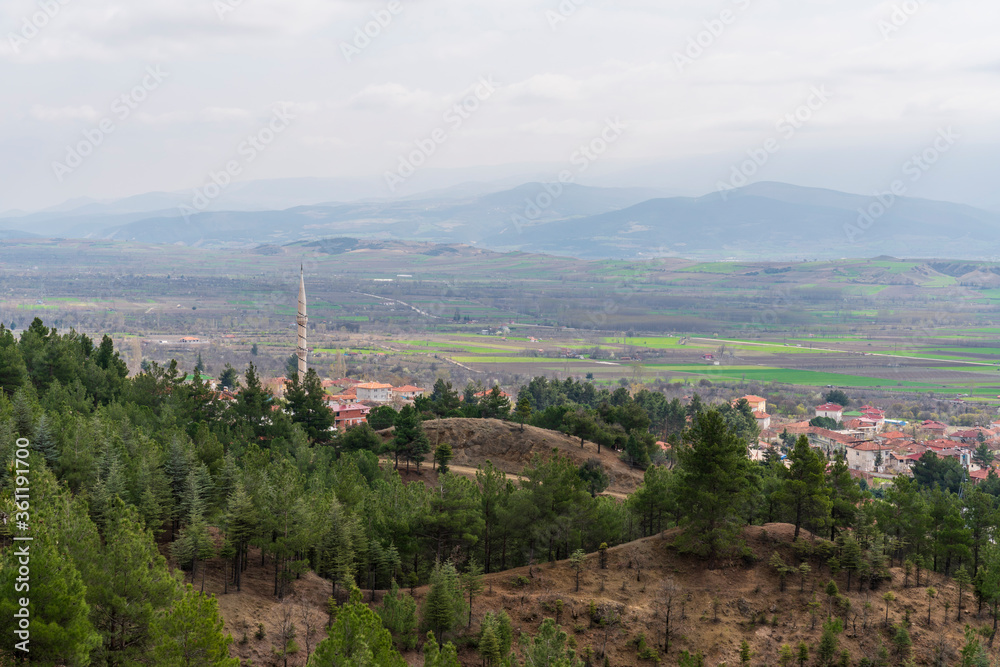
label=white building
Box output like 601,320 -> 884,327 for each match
814,403 -> 844,421
356,382 -> 392,402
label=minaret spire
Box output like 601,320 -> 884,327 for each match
296,264 -> 308,377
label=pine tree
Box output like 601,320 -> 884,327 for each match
624,430 -> 651,469
955,566 -> 972,621
309,587 -> 406,666
570,549 -> 586,592
514,394 -> 533,431
151,585 -> 239,666
285,368 -> 335,443
12,386 -> 35,436
481,385 -> 511,420
519,618 -> 582,666
91,500 -> 179,665
817,619 -> 841,666
378,580 -> 418,650
434,442 -> 453,474
892,624 -> 912,661
225,484 -> 258,592
839,533 -> 863,591
0,324 -> 27,396
218,363 -> 239,390
0,536 -> 101,665
796,641 -> 809,667
422,561 -> 466,643
778,643 -> 794,667
674,408 -> 752,566
479,622 -> 502,666
827,452 -> 861,541
318,496 -> 355,600
461,559 -> 484,629
777,435 -> 832,539
393,404 -> 431,472
32,413 -> 59,465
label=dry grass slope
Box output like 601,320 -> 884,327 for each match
418,417 -> 645,495
189,522 -> 989,666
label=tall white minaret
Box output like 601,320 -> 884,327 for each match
296,265 -> 308,377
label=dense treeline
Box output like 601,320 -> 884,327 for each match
6,319 -> 1000,665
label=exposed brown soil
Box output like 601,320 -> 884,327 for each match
406,418 -> 645,495
178,522 -> 987,666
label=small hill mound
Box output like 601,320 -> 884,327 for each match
419,418 -> 645,495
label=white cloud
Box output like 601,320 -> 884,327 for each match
29,105 -> 100,122
200,106 -> 253,122
1,0 -> 998,210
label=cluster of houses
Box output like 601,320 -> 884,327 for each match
749,395 -> 1000,483
240,376 -> 427,433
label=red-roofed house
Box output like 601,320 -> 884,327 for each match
860,407 -> 886,430
738,395 -> 767,414
924,438 -> 956,451
815,403 -> 844,421
969,468 -> 994,484
328,386 -> 357,402
807,428 -> 866,455
844,418 -> 879,437
754,412 -> 771,429
332,402 -> 371,430
846,440 -> 887,472
920,420 -> 949,434
391,385 -> 426,401
950,429 -> 989,444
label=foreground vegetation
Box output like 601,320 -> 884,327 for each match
4,319 -> 1000,665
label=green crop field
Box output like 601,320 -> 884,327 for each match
640,364 -> 940,389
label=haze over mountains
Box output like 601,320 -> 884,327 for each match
2,180 -> 999,261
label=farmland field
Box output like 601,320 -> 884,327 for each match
4,239 -> 1000,401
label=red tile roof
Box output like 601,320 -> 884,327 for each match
850,441 -> 886,452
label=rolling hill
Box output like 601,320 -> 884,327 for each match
4,181 -> 999,261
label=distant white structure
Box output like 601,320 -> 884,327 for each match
356,382 -> 393,402
296,265 -> 308,377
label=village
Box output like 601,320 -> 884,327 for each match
198,354 -> 1000,490
740,393 -> 999,485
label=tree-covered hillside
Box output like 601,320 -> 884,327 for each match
3,319 -> 1000,665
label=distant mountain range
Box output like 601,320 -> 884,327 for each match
2,181 -> 998,261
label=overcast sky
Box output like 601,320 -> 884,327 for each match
2,0 -> 998,212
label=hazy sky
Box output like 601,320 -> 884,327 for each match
2,0 -> 999,211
